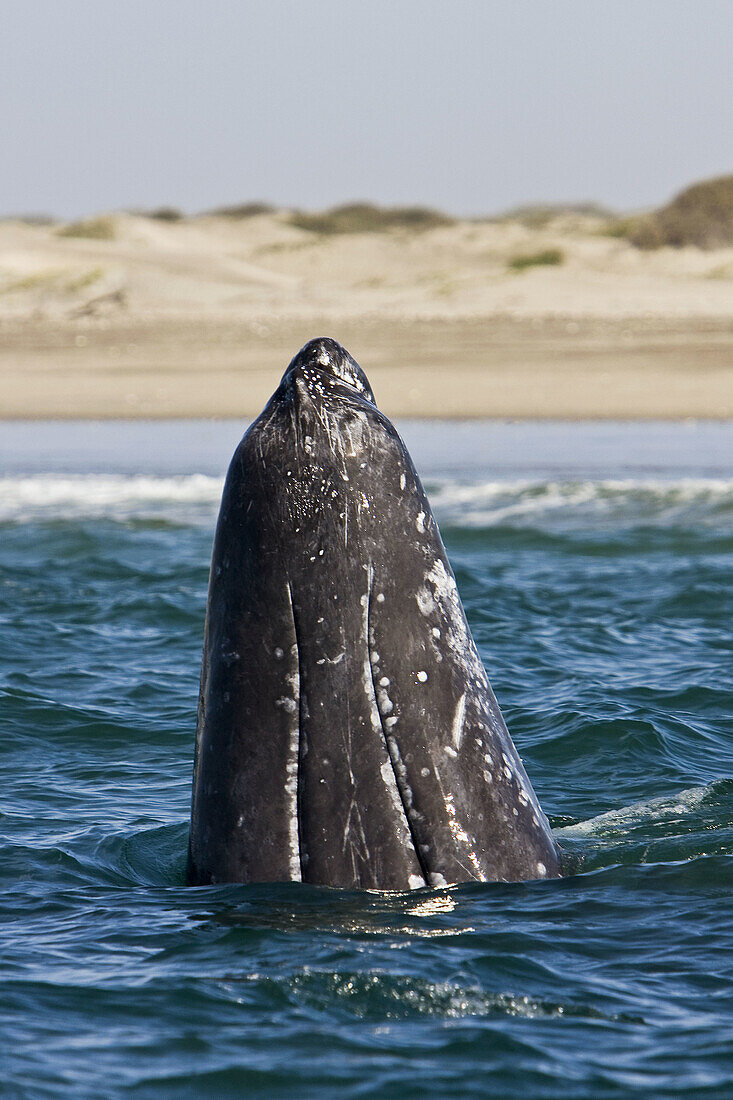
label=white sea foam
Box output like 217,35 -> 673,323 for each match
0,474 -> 731,526
555,786 -> 709,839
428,477 -> 733,530
0,474 -> 224,523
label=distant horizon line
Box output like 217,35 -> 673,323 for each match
5,168 -> 730,228
0,195 -> 656,224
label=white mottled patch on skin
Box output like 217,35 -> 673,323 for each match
274,647 -> 284,659
416,587 -> 436,617
318,651 -> 345,666
429,872 -> 448,887
276,697 -> 297,714
408,873 -> 426,890
381,760 -> 406,820
362,563 -> 418,860
416,511 -> 426,533
451,692 -> 466,751
283,585 -> 302,881
423,558 -> 486,682
363,659 -> 386,738
377,690 -> 393,715
416,670 -> 428,683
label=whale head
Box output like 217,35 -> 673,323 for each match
280,337 -> 376,406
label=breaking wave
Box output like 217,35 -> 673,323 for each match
1,473 -> 732,529
0,474 -> 223,523
427,477 -> 733,530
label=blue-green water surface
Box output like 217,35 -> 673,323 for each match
1,420 -> 732,1098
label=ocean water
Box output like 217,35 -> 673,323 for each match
1,419 -> 732,1099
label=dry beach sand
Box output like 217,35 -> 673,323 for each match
1,209 -> 732,419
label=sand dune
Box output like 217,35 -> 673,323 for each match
1,210 -> 732,418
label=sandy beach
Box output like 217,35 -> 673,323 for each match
1,210 -> 732,419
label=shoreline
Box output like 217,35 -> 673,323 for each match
2,213 -> 732,420
2,315 -> 732,420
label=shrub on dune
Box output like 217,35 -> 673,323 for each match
619,175 -> 733,250
287,202 -> 454,235
57,217 -> 116,241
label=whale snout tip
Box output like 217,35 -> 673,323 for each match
284,337 -> 376,404
299,336 -> 344,368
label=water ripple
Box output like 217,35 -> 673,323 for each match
2,467 -> 733,1097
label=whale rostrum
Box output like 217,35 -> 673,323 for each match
187,338 -> 562,888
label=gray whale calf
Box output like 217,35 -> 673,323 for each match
188,338 -> 561,888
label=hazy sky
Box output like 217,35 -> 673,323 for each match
2,0 -> 732,219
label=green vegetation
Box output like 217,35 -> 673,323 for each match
508,248 -> 564,272
495,202 -> 613,229
606,175 -> 733,250
0,265 -> 106,295
13,214 -> 58,226
287,202 -> 454,235
57,216 -> 116,241
65,266 -> 105,292
597,216 -> 639,239
208,202 -> 275,218
144,206 -> 183,221
0,268 -> 65,294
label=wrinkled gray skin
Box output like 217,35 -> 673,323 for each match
188,338 -> 561,889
